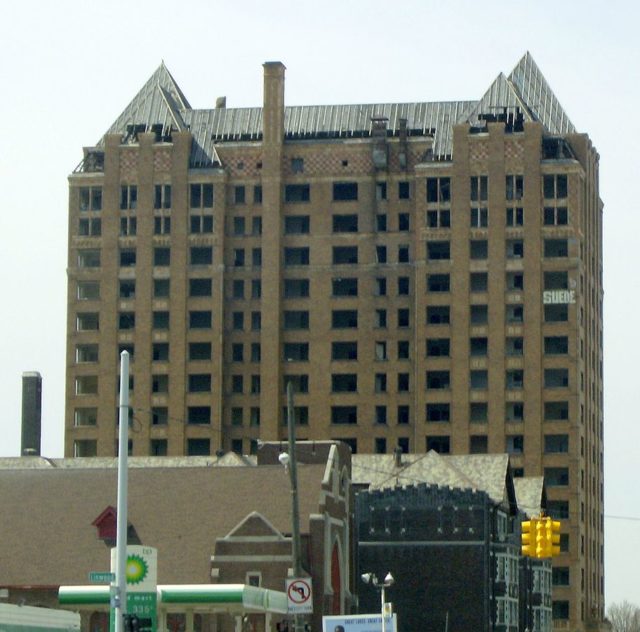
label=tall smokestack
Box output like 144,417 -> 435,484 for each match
21,371 -> 42,456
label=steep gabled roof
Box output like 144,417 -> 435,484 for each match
86,52 -> 576,170
508,51 -> 576,134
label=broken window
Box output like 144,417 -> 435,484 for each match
152,343 -> 169,362
506,239 -> 524,259
74,408 -> 97,426
153,247 -> 170,266
545,434 -> 569,453
470,239 -> 488,259
332,310 -> 358,328
152,311 -> 169,330
426,436 -> 450,454
426,177 -> 450,203
119,249 -> 136,267
506,271 -> 524,291
154,184 -> 172,209
426,371 -> 450,390
332,246 -> 358,264
505,175 -> 524,200
426,209 -> 451,228
284,310 -> 309,330
544,304 -> 568,322
544,239 -> 569,258
234,185 -> 245,205
506,435 -> 524,454
191,246 -> 213,265
470,207 -> 488,228
374,309 -> 387,328
426,338 -> 450,357
283,342 -> 309,362
333,214 -> 358,233
545,368 -> 569,388
470,304 -> 488,325
332,374 -> 358,392
544,467 -> 569,486
333,277 -> 358,297
285,215 -> 310,234
427,305 -> 450,324
331,406 -> 357,424
506,402 -> 524,422
506,370 -> 524,390
75,375 -> 98,395
332,341 -> 357,361
544,271 -> 569,290
76,344 -> 99,363
506,207 -> 524,226
543,174 -> 568,199
154,216 -> 171,235
190,215 -> 214,234
506,304 -> 524,323
190,278 -> 212,297
376,182 -> 387,201
470,337 -> 488,356
187,407 -> 211,425
506,337 -> 523,356
190,183 -> 214,208
77,281 -> 100,300
470,176 -> 488,202
78,249 -> 100,268
469,435 -> 488,454
427,241 -> 450,260
470,272 -> 488,292
76,312 -> 99,331
470,402 -> 488,423
427,274 -> 450,292
398,181 -> 410,200
189,310 -> 212,329
544,206 -> 568,225
285,184 -> 310,202
78,217 -> 101,236
188,374 -> 211,393
291,158 -> 304,174
545,336 -> 569,355
470,370 -> 488,390
375,341 -> 387,360
284,278 -> 310,298
120,185 -> 137,210
284,247 -> 309,266
79,187 -> 102,211
333,182 -> 358,201
426,404 -> 450,422
544,401 -> 569,421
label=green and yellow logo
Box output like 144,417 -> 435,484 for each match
125,554 -> 148,585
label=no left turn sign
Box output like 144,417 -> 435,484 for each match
286,578 -> 313,614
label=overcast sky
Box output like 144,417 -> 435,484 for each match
1,0 -> 638,609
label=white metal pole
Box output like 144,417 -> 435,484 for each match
115,351 -> 130,632
380,584 -> 386,632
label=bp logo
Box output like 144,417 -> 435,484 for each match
125,554 -> 148,585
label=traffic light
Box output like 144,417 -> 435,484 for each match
521,518 -> 537,557
547,518 -> 561,557
535,518 -> 549,558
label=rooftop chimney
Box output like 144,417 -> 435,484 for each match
21,372 -> 42,456
215,96 -> 226,109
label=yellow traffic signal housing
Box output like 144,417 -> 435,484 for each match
535,519 -> 549,558
521,518 -> 537,557
548,519 -> 561,556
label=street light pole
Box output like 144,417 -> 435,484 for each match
114,351 -> 130,632
361,572 -> 394,632
284,381 -> 304,632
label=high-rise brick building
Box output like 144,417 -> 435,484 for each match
65,53 -> 603,629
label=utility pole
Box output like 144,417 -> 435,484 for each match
114,351 -> 130,632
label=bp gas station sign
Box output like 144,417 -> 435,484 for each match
110,546 -> 157,632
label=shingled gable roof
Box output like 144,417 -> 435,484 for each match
353,452 -> 520,513
85,52 -> 575,171
0,460 -> 327,586
222,511 -> 287,540
513,476 -> 546,518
